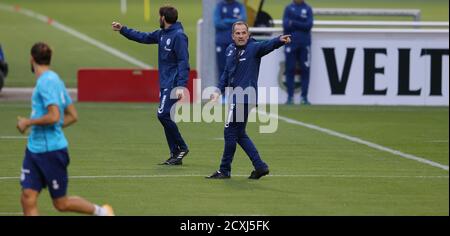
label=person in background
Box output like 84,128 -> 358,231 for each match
214,0 -> 247,86
283,0 -> 314,105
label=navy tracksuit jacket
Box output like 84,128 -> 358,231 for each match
217,37 -> 285,175
214,0 -> 247,82
283,1 -> 314,100
120,22 -> 189,153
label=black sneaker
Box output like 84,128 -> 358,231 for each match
248,168 -> 270,179
175,148 -> 189,160
205,170 -> 230,179
159,153 -> 174,165
164,157 -> 183,165
159,152 -> 179,165
159,149 -> 189,166
166,148 -> 189,165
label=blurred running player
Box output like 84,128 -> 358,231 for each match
17,42 -> 114,216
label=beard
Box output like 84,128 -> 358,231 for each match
31,64 -> 35,74
160,18 -> 165,29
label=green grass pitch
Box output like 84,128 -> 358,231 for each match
0,103 -> 448,215
0,0 -> 448,216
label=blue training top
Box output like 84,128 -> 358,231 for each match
218,37 -> 285,104
28,70 -> 72,153
282,1 -> 314,47
120,22 -> 190,89
214,0 -> 247,45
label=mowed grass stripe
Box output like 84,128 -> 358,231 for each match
260,111 -> 449,171
0,3 -> 151,69
0,174 -> 448,181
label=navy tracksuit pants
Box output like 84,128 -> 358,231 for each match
219,103 -> 268,175
157,88 -> 188,154
285,45 -> 311,100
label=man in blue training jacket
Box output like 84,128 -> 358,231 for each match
207,21 -> 291,179
214,0 -> 247,84
283,0 -> 314,105
112,5 -> 190,165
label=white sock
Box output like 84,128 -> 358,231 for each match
93,205 -> 107,216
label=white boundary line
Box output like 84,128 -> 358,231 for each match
0,3 -> 152,69
426,140 -> 449,143
0,136 -> 27,139
1,102 -> 447,171
0,174 -> 448,181
260,111 -> 449,171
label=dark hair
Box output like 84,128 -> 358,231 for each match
232,21 -> 249,33
31,42 -> 52,65
159,6 -> 178,24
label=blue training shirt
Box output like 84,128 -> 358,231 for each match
120,22 -> 190,89
28,70 -> 72,153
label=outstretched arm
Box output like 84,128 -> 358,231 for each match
256,35 -> 291,58
112,21 -> 159,44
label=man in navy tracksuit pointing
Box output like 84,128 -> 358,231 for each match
112,6 -> 189,165
207,21 -> 291,179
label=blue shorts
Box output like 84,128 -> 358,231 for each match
20,148 -> 70,199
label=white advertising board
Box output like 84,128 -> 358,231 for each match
258,30 -> 449,105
